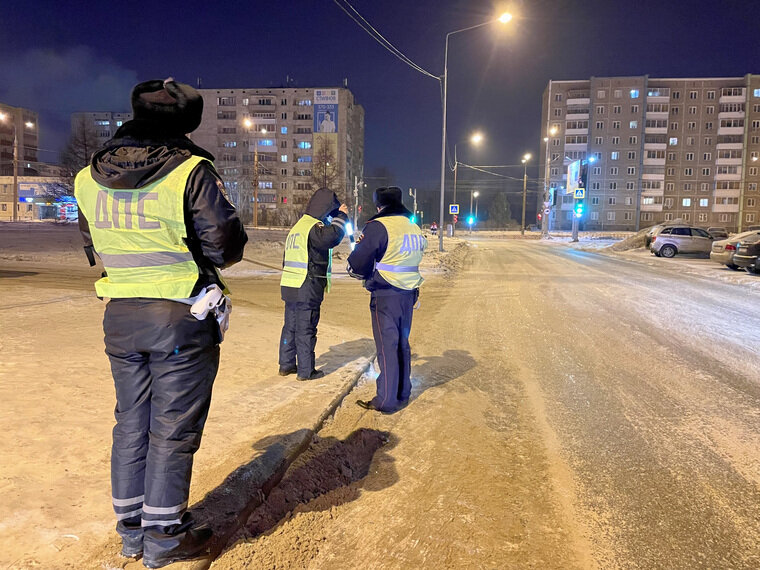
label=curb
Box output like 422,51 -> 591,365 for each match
184,353 -> 376,570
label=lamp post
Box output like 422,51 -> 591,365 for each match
542,126 -> 558,236
0,113 -> 34,222
520,153 -> 532,236
438,12 -> 513,252
452,131 -> 483,236
468,190 -> 479,234
244,119 -> 267,227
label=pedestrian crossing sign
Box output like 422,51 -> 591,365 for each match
574,188 -> 585,199
449,204 -> 459,214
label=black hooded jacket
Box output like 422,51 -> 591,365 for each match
78,119 -> 248,296
281,187 -> 347,306
346,202 -> 416,295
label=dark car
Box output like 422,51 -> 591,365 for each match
732,234 -> 760,274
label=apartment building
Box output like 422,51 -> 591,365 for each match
70,111 -> 133,149
539,74 -> 760,232
0,102 -> 39,177
191,86 -> 365,225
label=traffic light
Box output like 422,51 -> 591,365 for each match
574,201 -> 584,218
467,215 -> 475,226
453,214 -> 458,224
410,213 -> 417,224
537,212 -> 542,221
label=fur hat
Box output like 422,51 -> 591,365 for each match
373,186 -> 404,208
130,78 -> 203,135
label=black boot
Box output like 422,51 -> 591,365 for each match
297,369 -> 325,381
143,527 -> 213,568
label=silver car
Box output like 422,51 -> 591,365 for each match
710,230 -> 760,270
650,225 -> 714,258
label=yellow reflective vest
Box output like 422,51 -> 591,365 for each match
74,155 -> 211,299
280,214 -> 333,290
374,216 -> 425,290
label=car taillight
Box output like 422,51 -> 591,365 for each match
652,236 -> 656,242
725,244 -> 736,251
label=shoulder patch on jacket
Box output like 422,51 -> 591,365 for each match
216,178 -> 230,200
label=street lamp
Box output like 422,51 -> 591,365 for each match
542,126 -> 558,236
438,12 -> 513,252
243,118 -> 267,227
521,153 -> 532,235
452,131 -> 484,235
468,190 -> 480,234
0,112 -> 35,222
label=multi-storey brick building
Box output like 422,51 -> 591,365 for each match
70,111 -> 133,150
539,75 -> 760,232
0,103 -> 39,177
190,86 -> 364,225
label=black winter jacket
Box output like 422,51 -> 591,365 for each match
280,187 -> 347,307
78,119 -> 248,296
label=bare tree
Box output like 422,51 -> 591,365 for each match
310,135 -> 344,197
60,116 -> 101,181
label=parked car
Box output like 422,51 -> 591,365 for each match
732,234 -> 760,273
710,230 -> 760,270
707,227 -> 729,239
650,225 -> 714,258
746,225 -> 760,231
644,222 -> 678,247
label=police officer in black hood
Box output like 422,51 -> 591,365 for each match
74,78 -> 247,567
279,187 -> 349,380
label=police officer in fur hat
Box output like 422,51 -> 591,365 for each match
347,186 -> 426,413
75,78 -> 247,567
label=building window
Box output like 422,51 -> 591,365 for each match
629,120 -> 638,129
610,167 -> 619,175
281,113 -> 287,120
608,197 -> 617,205
667,152 -> 676,161
684,168 -> 693,176
750,183 -> 758,191
672,107 -> 680,115
630,89 -> 639,99
682,198 -> 691,207
597,90 -> 606,98
669,137 -> 678,146
690,91 -> 698,100
624,212 -> 633,221
627,167 -> 636,175
281,169 -> 288,175
592,182 -> 600,190
607,211 -> 616,220
698,198 -> 708,207
672,91 -> 681,100
552,138 -> 560,146
594,152 -> 603,160
628,151 -> 636,160
612,136 -> 620,144
704,137 -> 712,145
754,89 -> 760,98
719,214 -> 731,223
613,105 -> 621,114
553,108 -> 562,117
217,97 -> 236,106
641,212 -> 653,221
667,167 -> 676,176
612,120 -> 621,129
631,104 -> 639,113
671,122 -> 679,130
697,213 -> 707,222
550,167 -> 558,176
281,126 -> 288,134
666,182 -> 674,191
609,182 -> 618,190
747,198 -> 756,207
280,155 -> 288,162
555,93 -> 563,102
591,212 -> 599,220
614,89 -> 622,98
688,106 -> 697,114
625,195 -> 634,204
629,136 -> 638,144
595,136 -> 603,145
685,152 -> 694,161
596,121 -> 604,129
705,122 -> 713,130
702,168 -> 711,176
687,122 -> 696,130
611,151 -> 619,160
591,197 -> 600,205
706,106 -> 714,115
747,213 -> 757,223
596,105 -> 605,115
593,166 -> 601,175
707,91 -> 716,100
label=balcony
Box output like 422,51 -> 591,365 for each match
644,143 -> 667,150
714,173 -> 742,180
712,203 -> 740,213
716,142 -> 744,150
715,158 -> 742,166
717,126 -> 744,136
640,203 -> 664,212
643,158 -> 666,166
645,126 -> 668,134
564,143 -> 588,151
718,111 -> 745,120
565,128 -> 589,135
646,111 -> 669,120
642,173 -> 665,180
567,97 -> 590,106
719,92 -> 746,104
646,88 -> 670,99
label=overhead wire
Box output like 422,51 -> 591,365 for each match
333,0 -> 440,81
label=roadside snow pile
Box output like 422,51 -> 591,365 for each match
609,228 -> 649,251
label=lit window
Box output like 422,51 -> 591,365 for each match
669,137 -> 678,146
259,139 -> 274,146
629,120 -> 638,129
280,155 -> 288,162
630,89 -> 639,99
116,121 -> 123,127
682,198 -> 691,207
754,89 -> 760,97
297,141 -> 312,149
281,127 -> 288,134
699,199 -> 708,207
611,151 -> 619,160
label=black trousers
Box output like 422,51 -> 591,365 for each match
369,291 -> 416,412
279,301 -> 321,377
103,298 -> 220,559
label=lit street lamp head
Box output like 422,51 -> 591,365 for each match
470,132 -> 484,145
25,122 -> 34,129
498,12 -> 513,23
474,191 -> 480,198
243,118 -> 253,128
523,153 -> 532,161
549,126 -> 558,136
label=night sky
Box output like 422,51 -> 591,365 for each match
2,0 -> 759,203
